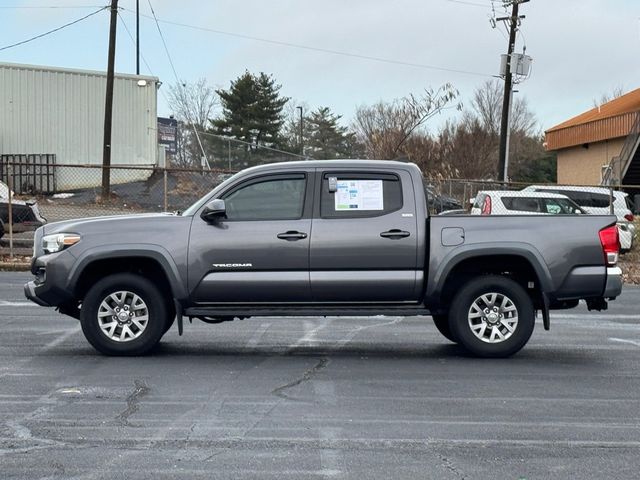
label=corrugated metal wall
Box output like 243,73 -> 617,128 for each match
545,112 -> 635,151
0,62 -> 158,189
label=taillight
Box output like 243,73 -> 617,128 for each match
481,196 -> 492,215
624,213 -> 634,222
599,225 -> 620,266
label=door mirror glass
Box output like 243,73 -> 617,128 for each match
201,199 -> 226,222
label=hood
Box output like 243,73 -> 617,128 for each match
43,212 -> 182,235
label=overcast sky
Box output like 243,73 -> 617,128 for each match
2,0 -> 640,133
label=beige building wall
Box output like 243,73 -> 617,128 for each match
556,137 -> 625,185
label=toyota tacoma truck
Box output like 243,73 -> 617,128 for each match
24,160 -> 623,357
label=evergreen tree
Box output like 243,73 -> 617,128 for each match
212,71 -> 288,150
304,107 -> 357,159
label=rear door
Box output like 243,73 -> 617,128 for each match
309,168 -> 420,302
188,171 -> 314,303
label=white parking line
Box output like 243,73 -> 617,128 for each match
552,313 -> 640,320
609,337 -> 640,347
245,322 -> 271,349
293,318 -> 332,348
43,326 -> 81,351
337,317 -> 403,347
0,301 -> 35,307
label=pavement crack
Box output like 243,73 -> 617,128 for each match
115,380 -> 150,427
272,357 -> 329,400
435,451 -> 467,480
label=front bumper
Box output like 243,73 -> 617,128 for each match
24,281 -> 52,307
24,250 -> 76,307
604,266 -> 623,298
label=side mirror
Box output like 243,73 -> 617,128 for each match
201,199 -> 226,222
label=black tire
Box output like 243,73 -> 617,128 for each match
80,273 -> 167,356
432,314 -> 457,343
449,275 -> 535,358
0,220 -> 4,240
163,316 -> 176,334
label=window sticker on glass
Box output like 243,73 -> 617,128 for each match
335,180 -> 384,210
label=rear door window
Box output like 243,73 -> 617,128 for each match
321,173 -> 402,218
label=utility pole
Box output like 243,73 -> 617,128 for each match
136,0 -> 140,75
297,106 -> 304,157
497,0 -> 528,182
101,0 -> 118,200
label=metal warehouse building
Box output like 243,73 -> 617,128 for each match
0,62 -> 159,191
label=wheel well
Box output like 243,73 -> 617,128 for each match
439,255 -> 543,311
73,257 -> 174,304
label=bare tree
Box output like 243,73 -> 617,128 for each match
167,78 -> 218,128
471,80 -> 537,136
280,100 -> 310,154
166,79 -> 219,168
592,85 -> 626,108
354,84 -> 461,160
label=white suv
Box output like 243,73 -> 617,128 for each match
522,186 -> 636,253
471,191 -> 585,216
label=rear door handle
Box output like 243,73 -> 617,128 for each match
277,231 -> 308,241
380,229 -> 411,239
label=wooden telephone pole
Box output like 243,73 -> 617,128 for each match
101,0 -> 118,200
497,0 -> 528,182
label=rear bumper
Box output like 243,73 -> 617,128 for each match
604,266 -> 623,298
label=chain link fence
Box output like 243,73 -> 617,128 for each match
0,163 -> 241,257
1,162 -> 639,258
427,178 -> 639,255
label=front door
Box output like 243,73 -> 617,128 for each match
310,169 -> 419,302
188,172 -> 313,303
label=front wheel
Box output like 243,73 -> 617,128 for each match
80,273 -> 167,356
449,275 -> 535,358
432,314 -> 457,343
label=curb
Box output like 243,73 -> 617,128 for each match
0,262 -> 31,272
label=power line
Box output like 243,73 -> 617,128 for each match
117,11 -> 172,105
144,0 -> 210,168
194,129 -> 306,159
0,4 -> 106,9
121,7 -> 494,78
144,0 -> 179,83
0,6 -> 108,52
117,12 -> 153,76
446,0 -> 492,8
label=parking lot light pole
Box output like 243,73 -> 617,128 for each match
297,106 -> 304,157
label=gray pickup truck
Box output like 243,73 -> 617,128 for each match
24,160 -> 623,357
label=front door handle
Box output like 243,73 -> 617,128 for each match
277,231 -> 308,241
380,229 -> 411,239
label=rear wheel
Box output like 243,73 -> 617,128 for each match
449,275 -> 534,358
80,273 -> 167,356
432,314 -> 457,343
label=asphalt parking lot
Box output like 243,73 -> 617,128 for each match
1,272 -> 639,479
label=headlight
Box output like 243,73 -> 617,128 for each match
42,233 -> 81,254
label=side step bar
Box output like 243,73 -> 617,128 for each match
184,306 -> 430,318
